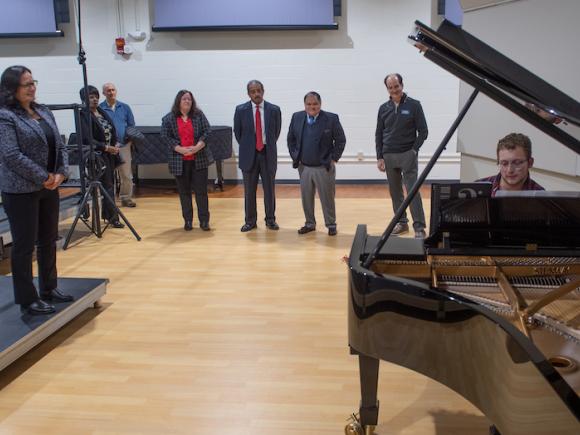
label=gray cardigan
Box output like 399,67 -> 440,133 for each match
0,104 -> 68,193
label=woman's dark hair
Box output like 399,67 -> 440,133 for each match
79,85 -> 99,102
0,65 -> 34,109
171,89 -> 199,118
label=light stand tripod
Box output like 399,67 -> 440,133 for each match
62,0 -> 141,250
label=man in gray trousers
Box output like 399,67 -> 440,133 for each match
376,73 -> 428,238
287,91 -> 346,236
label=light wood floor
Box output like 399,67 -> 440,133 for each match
0,185 -> 490,434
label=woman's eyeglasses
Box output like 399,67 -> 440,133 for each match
19,80 -> 38,89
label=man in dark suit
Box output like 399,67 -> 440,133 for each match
287,91 -> 346,236
234,80 -> 282,232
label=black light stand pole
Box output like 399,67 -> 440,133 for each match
62,0 -> 141,249
362,88 -> 480,269
72,106 -> 87,197
45,103 -> 86,198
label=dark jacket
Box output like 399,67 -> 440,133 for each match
79,107 -> 122,170
234,100 -> 281,175
375,93 -> 428,157
0,104 -> 68,193
79,106 -> 118,151
287,110 -> 346,170
161,111 -> 213,176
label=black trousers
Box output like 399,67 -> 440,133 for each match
1,188 -> 59,306
100,153 -> 117,222
175,160 -> 209,224
242,150 -> 276,226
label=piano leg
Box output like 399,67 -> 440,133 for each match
358,353 -> 380,427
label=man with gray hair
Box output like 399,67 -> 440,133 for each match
100,82 -> 137,207
376,73 -> 428,238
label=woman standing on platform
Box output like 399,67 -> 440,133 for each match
0,65 -> 73,315
161,90 -> 213,231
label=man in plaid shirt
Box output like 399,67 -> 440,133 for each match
477,133 -> 544,196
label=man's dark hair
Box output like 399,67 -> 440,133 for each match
79,85 -> 99,102
0,65 -> 34,109
171,89 -> 200,118
246,80 -> 264,93
384,73 -> 403,87
496,133 -> 532,161
303,91 -> 321,103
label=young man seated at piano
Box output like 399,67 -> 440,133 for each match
476,132 -> 544,196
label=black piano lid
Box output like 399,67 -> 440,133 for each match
409,19 -> 580,155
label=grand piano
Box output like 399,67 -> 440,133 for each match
347,20 -> 580,435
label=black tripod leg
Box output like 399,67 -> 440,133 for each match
92,182 -> 102,237
99,183 -> 141,241
63,185 -> 94,250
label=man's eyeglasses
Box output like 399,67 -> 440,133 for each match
19,80 -> 38,89
498,159 -> 528,170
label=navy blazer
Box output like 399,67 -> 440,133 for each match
0,105 -> 68,193
161,111 -> 213,176
287,110 -> 346,170
234,100 -> 281,175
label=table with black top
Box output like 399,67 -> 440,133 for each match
67,125 -> 233,185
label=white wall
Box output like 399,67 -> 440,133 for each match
458,0 -> 580,191
0,0 -> 460,181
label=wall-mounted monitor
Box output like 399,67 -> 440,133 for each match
153,0 -> 339,31
0,0 -> 64,38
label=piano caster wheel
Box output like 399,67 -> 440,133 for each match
345,413 -> 363,435
345,414 -> 374,435
344,422 -> 363,435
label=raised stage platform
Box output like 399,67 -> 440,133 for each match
0,276 -> 107,371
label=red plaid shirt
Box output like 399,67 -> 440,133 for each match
476,173 -> 544,197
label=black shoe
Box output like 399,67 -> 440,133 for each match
20,299 -> 56,315
298,225 -> 315,235
266,222 -> 279,231
121,199 -> 137,208
200,222 -> 211,231
109,220 -> 125,229
184,221 -> 193,231
328,227 -> 337,236
41,289 -> 74,302
392,222 -> 409,236
241,223 -> 257,232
